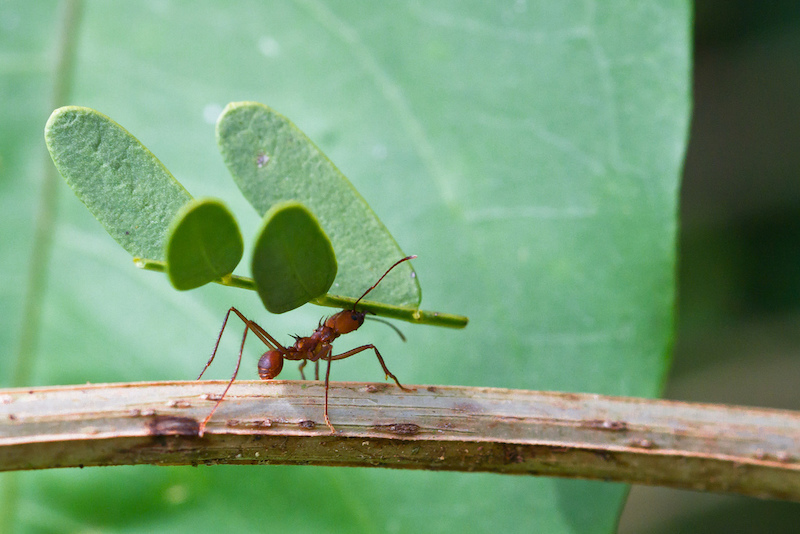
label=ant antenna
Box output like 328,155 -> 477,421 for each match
353,255 -> 417,310
365,315 -> 406,342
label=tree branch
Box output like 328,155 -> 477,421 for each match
0,381 -> 798,501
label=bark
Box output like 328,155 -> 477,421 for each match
1,381 -> 798,501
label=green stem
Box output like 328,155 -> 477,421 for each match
310,294 -> 468,328
134,258 -> 469,328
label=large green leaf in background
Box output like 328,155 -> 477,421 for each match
0,1 -> 690,533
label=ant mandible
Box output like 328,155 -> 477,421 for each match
196,255 -> 416,436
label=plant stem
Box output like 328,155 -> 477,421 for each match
1,381 -> 798,501
134,258 -> 469,328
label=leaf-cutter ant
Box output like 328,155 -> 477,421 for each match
196,255 -> 416,436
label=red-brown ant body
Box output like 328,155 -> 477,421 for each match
197,255 -> 416,436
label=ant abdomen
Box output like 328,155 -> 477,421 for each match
258,350 -> 283,380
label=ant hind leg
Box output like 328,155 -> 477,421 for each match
197,307 -> 236,380
198,314 -> 250,436
197,307 -> 285,437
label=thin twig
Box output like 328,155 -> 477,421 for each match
133,258 -> 468,328
0,381 -> 798,501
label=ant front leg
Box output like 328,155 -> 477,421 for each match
329,344 -> 412,392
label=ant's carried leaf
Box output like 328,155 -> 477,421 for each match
165,198 -> 244,290
216,101 -> 421,308
45,106 -> 192,260
44,105 -> 467,328
252,201 -> 338,314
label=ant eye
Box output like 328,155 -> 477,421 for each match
351,312 -> 365,326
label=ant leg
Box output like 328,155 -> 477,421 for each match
198,318 -> 249,437
315,360 -> 320,381
198,307 -> 284,380
197,307 -> 235,380
329,344 -> 412,392
319,345 -> 335,433
235,309 -> 284,352
197,308 -> 287,437
298,360 -> 307,380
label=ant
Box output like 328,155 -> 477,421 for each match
196,255 -> 416,436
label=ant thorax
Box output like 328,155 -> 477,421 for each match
292,336 -> 318,354
311,323 -> 340,346
290,326 -> 338,359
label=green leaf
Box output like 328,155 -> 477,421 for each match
252,201 -> 337,313
4,3 -> 691,534
216,101 -> 421,308
164,197 -> 243,291
44,106 -> 192,260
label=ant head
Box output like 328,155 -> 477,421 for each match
327,256 -> 415,336
327,309 -> 365,335
258,350 -> 284,380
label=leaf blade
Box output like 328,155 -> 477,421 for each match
45,106 -> 192,260
252,201 -> 338,313
165,197 -> 243,291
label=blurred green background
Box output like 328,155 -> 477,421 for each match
1,0 -> 798,532
619,1 -> 800,531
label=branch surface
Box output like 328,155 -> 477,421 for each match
0,381 -> 798,501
